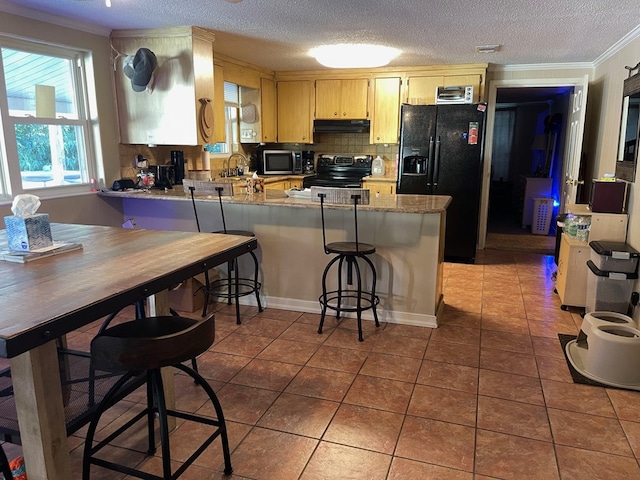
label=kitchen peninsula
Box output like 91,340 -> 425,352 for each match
99,188 -> 451,327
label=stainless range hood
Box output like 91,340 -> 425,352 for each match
313,119 -> 370,134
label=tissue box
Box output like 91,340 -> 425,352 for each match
246,178 -> 264,194
4,214 -> 53,251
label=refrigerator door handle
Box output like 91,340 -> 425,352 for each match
427,137 -> 435,186
433,136 -> 441,188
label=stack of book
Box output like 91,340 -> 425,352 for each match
0,242 -> 83,263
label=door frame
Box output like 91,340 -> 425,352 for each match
478,76 -> 591,250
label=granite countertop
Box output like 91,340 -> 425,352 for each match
362,173 -> 397,183
99,180 -> 451,214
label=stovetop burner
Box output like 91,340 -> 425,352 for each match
303,154 -> 372,189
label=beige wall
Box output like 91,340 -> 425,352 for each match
591,36 -> 640,270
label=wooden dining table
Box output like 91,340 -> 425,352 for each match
0,223 -> 256,480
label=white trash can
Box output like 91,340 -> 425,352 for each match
531,197 -> 553,235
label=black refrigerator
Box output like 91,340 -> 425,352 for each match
397,103 -> 486,263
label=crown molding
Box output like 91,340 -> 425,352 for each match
594,24 -> 640,68
0,0 -> 111,36
489,62 -> 594,72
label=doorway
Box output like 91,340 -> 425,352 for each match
479,76 -> 590,255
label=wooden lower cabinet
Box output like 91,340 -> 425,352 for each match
363,181 -> 396,195
265,180 -> 291,190
555,233 -> 590,309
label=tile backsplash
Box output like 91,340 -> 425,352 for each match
118,133 -> 399,180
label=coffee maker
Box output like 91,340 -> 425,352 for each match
148,164 -> 174,189
171,150 -> 185,185
302,151 -> 315,174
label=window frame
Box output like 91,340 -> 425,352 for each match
0,35 -> 99,201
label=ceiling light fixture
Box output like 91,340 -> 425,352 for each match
105,0 -> 111,6
310,44 -> 400,69
475,44 -> 500,54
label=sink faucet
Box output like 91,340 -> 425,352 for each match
227,153 -> 247,176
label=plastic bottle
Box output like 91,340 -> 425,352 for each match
576,216 -> 591,242
372,156 -> 385,177
563,213 -> 575,237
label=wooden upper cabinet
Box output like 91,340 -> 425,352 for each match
406,76 -> 444,105
315,79 -> 368,119
277,80 -> 314,143
406,74 -> 483,104
261,77 -> 277,143
212,63 -> 226,143
370,77 -> 401,144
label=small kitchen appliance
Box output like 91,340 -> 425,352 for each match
149,164 -> 174,189
302,151 -> 315,174
257,149 -> 299,175
171,150 -> 185,185
303,154 -> 372,188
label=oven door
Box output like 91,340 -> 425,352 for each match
303,176 -> 362,188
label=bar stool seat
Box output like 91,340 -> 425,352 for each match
312,187 -> 380,342
190,184 -> 263,324
82,315 -> 232,479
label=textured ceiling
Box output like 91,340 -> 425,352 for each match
1,0 -> 639,72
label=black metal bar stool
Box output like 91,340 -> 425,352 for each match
189,184 -> 262,324
86,300 -> 199,407
82,314 -> 232,479
311,187 -> 380,341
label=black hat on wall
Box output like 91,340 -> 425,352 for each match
123,48 -> 157,92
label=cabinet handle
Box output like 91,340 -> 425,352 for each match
334,112 -> 338,116
343,112 -> 346,116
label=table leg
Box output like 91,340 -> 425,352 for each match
10,340 -> 72,480
147,290 -> 176,430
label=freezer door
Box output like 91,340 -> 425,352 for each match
398,104 -> 437,193
434,104 -> 486,262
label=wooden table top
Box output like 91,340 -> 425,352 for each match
0,223 -> 255,358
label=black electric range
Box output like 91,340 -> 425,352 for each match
302,154 -> 373,188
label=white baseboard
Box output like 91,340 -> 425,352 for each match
238,295 -> 438,328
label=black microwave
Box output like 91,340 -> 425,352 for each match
258,150 -> 301,175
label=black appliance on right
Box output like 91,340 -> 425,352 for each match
397,103 -> 487,263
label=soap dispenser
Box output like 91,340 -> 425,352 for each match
372,155 -> 386,177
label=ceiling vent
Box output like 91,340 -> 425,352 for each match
475,45 -> 501,54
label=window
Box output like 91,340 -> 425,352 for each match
0,37 -> 97,199
206,82 -> 239,155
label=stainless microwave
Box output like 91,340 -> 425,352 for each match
435,85 -> 474,104
258,150 -> 301,175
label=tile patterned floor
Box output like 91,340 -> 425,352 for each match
4,249 -> 640,479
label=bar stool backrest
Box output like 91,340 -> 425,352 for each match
310,186 -> 370,254
189,182 -> 234,234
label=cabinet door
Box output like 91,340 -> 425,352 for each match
315,79 -> 368,119
315,79 -> 341,119
556,233 -> 590,308
212,63 -> 226,143
341,79 -> 368,118
265,180 -> 291,190
364,181 -> 395,194
407,76 -> 443,105
370,77 -> 401,144
277,80 -> 313,143
261,77 -> 277,143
